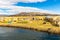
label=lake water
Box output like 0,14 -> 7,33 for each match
0,27 -> 60,40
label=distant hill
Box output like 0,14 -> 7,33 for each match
12,12 -> 60,16
0,12 -> 60,16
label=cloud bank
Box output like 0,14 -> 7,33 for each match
0,0 -> 47,5
0,0 -> 54,15
19,0 -> 47,3
0,6 -> 51,15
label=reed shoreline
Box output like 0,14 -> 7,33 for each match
0,23 -> 60,35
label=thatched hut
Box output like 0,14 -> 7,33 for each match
44,16 -> 53,22
53,16 -> 60,26
45,16 -> 60,27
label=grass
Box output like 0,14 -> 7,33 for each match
0,16 -> 60,34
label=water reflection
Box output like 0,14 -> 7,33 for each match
0,27 -> 60,40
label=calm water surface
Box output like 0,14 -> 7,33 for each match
0,27 -> 60,40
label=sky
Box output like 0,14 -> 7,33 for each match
0,0 -> 60,15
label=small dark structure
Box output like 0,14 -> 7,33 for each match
43,22 -> 46,24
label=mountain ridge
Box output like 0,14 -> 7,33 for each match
0,12 -> 60,16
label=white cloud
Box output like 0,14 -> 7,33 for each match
0,0 -> 58,15
19,0 -> 47,3
0,0 -> 47,5
0,6 -> 51,15
0,0 -> 48,15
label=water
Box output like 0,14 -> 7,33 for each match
0,27 -> 60,40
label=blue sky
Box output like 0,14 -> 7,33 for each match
14,0 -> 60,13
0,0 -> 60,15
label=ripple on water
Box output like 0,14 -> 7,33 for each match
0,27 -> 60,40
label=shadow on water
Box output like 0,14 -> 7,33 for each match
0,27 -> 60,40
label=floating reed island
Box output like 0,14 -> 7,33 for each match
0,12 -> 60,34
